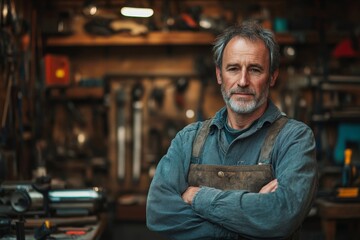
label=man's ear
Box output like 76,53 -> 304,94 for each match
216,67 -> 222,85
270,69 -> 279,87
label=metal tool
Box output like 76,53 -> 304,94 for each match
131,83 -> 144,182
116,89 -> 126,181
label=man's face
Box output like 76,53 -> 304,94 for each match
216,37 -> 278,115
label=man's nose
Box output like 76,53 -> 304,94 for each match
237,72 -> 249,87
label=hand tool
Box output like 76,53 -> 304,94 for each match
115,89 -> 126,181
131,83 -> 144,183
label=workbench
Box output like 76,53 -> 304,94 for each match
2,214 -> 107,240
317,198 -> 360,240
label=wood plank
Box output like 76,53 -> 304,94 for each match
46,30 -> 345,47
46,31 -> 216,46
48,87 -> 104,99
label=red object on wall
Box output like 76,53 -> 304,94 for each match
332,38 -> 360,58
44,54 -> 70,86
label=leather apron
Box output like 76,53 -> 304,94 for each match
187,116 -> 300,239
188,116 -> 288,192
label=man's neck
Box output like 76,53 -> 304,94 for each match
226,102 -> 268,130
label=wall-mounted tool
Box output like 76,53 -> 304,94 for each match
131,83 -> 144,183
195,56 -> 214,121
0,0 -> 20,34
115,89 -> 126,182
149,87 -> 165,110
174,77 -> 189,110
147,128 -> 162,179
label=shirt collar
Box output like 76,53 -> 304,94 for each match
256,100 -> 285,129
211,99 -> 285,131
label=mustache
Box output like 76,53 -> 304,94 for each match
229,87 -> 255,95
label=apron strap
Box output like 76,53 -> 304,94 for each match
192,115 -> 288,163
258,116 -> 288,165
192,119 -> 212,158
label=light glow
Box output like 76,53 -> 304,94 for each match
89,6 -> 97,15
77,133 -> 86,144
49,190 -> 100,200
186,109 -> 195,119
120,7 -> 154,18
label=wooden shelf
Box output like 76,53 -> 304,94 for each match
48,86 -> 104,100
45,30 -> 348,47
46,31 -> 216,46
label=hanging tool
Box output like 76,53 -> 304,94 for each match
116,89 -> 126,182
1,0 -> 20,34
1,29 -> 17,150
147,128 -> 162,179
174,77 -> 189,110
131,83 -> 144,183
1,77 -> 13,140
195,56 -> 213,121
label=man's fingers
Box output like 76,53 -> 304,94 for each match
259,179 -> 278,194
182,186 -> 200,204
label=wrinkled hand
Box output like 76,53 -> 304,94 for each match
182,186 -> 200,205
259,179 -> 278,193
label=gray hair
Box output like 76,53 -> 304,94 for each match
213,21 -> 280,74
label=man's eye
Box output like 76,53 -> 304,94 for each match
227,67 -> 238,72
249,68 -> 261,73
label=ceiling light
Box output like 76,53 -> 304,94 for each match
120,6 -> 154,18
89,6 -> 97,15
83,0 -> 98,16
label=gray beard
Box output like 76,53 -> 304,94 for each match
221,84 -> 268,114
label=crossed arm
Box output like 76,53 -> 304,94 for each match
182,179 -> 278,204
147,123 -> 317,239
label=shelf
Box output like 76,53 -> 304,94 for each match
46,31 -> 216,46
312,110 -> 360,122
287,75 -> 360,90
48,86 -> 104,100
45,30 -> 348,47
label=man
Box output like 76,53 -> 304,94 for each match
146,21 -> 318,239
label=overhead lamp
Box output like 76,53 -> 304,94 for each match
120,0 -> 154,18
83,0 -> 98,16
120,6 -> 153,18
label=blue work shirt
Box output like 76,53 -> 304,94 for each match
146,100 -> 318,239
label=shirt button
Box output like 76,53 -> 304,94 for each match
217,171 -> 225,178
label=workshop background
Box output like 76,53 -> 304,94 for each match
1,0 -> 360,239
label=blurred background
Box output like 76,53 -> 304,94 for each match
1,0 -> 360,239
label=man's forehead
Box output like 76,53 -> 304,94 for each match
223,37 -> 269,63
226,36 -> 267,51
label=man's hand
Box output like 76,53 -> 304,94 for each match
182,179 -> 277,205
182,186 -> 200,205
259,179 -> 278,193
